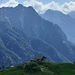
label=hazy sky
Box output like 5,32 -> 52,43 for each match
37,0 -> 75,4
0,0 -> 75,4
0,0 -> 75,14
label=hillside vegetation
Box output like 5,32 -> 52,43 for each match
0,61 -> 75,75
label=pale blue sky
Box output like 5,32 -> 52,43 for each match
0,0 -> 75,4
0,0 -> 7,3
37,0 -> 75,4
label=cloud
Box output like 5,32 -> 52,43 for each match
61,1 -> 75,14
23,0 -> 75,14
0,0 -> 75,14
0,0 -> 19,8
23,0 -> 45,13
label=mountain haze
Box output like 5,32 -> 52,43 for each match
69,11 -> 75,19
41,9 -> 75,44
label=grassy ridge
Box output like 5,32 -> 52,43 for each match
0,62 -> 75,75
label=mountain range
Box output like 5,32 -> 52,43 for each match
41,9 -> 75,44
69,11 -> 75,19
0,4 -> 75,67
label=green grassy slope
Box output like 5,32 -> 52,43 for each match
0,62 -> 75,75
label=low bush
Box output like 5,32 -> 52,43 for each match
24,62 -> 41,73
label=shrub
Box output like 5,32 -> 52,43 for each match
24,62 -> 41,73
